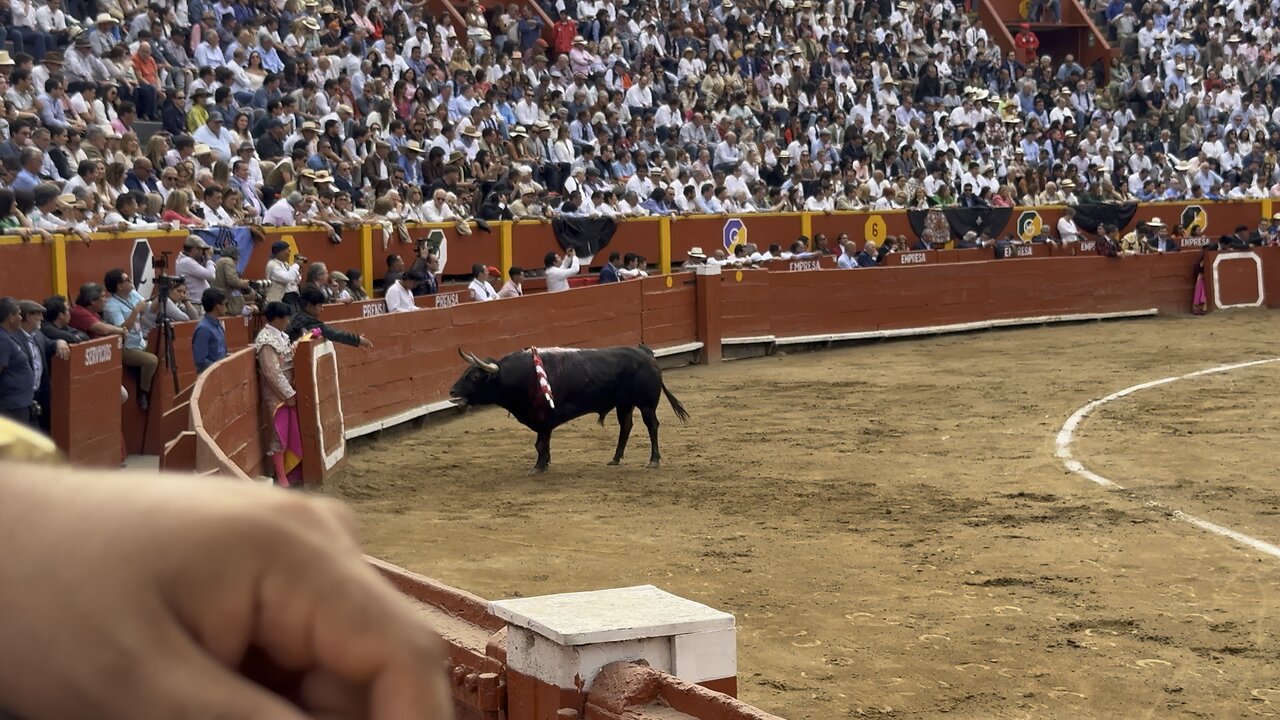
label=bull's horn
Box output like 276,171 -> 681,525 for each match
459,348 -> 499,374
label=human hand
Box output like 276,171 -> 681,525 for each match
285,395 -> 297,407
0,463 -> 452,720
55,340 -> 70,360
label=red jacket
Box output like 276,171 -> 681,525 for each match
553,20 -> 577,53
1014,31 -> 1039,63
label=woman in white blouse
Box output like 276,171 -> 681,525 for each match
552,125 -> 575,164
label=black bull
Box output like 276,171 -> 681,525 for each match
449,345 -> 690,473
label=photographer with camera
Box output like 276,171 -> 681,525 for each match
407,236 -> 446,296
211,244 -> 263,316
264,241 -> 305,308
148,281 -> 200,323
102,269 -> 158,410
175,236 -> 217,308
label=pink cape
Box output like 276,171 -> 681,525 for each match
273,405 -> 304,483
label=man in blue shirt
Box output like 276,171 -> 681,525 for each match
192,288 -> 228,374
599,251 -> 622,283
102,269 -> 158,409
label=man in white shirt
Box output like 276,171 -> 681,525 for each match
468,264 -> 498,302
263,192 -> 307,226
193,114 -> 235,163
543,248 -> 581,293
422,190 -> 459,222
384,271 -> 421,312
174,236 -> 217,305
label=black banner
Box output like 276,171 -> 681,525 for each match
907,207 -> 1013,241
552,217 -> 617,258
1071,203 -> 1139,234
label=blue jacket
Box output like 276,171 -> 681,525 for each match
192,314 -> 227,374
599,262 -> 621,284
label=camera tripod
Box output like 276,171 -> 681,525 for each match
153,283 -> 181,396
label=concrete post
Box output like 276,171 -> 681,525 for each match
694,263 -> 723,364
491,585 -> 738,720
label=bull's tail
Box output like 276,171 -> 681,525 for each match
662,383 -> 690,423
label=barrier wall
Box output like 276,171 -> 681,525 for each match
1,201 -> 1267,306
50,336 -> 123,466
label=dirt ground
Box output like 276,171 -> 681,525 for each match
329,311 -> 1280,719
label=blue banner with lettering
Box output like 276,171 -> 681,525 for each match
194,227 -> 255,274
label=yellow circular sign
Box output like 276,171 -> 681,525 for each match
735,270 -> 744,282
864,215 -> 887,244
665,275 -> 673,288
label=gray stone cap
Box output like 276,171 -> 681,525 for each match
489,584 -> 735,646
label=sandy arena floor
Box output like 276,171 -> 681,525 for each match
329,311 -> 1280,719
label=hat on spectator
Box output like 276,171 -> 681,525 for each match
17,299 -> 45,317
193,143 -> 212,156
183,235 -> 212,250
300,168 -> 317,179
462,126 -> 481,138
74,36 -> 91,48
1147,217 -> 1164,227
314,171 -> 334,185
486,266 -> 501,277
301,121 -> 319,132
447,150 -> 465,164
1272,213 -> 1280,221
302,17 -> 321,29
0,52 -> 12,66
688,246 -> 707,259
238,141 -> 255,152
533,121 -> 550,131
511,126 -> 527,137
1061,179 -> 1075,189
648,167 -> 663,175
95,12 -> 118,23
573,35 -> 587,45
57,194 -> 85,209
335,104 -> 353,115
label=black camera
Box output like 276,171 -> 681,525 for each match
149,251 -> 184,294
246,278 -> 271,292
295,255 -> 310,264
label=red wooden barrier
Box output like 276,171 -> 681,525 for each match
0,239 -> 55,301
50,335 -> 123,467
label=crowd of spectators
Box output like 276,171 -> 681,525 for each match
0,0 -> 1274,251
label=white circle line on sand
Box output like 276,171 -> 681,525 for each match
1055,357 -> 1280,560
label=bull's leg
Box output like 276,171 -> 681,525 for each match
608,406 -> 634,465
530,430 -> 551,475
640,405 -> 661,468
